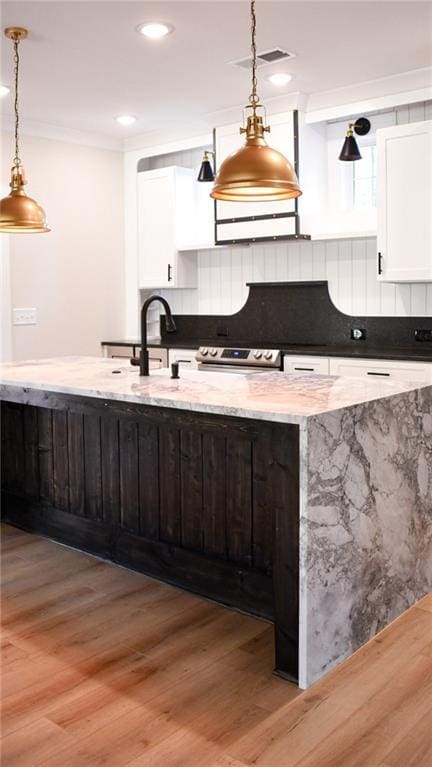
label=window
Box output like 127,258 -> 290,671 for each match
353,145 -> 377,209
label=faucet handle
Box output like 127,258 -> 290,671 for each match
130,356 -> 140,366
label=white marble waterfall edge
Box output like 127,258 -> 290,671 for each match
299,387 -> 432,688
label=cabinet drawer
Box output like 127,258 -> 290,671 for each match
104,345 -> 133,359
168,348 -> 198,370
283,356 -> 330,375
329,357 -> 432,383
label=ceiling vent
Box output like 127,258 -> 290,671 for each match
231,49 -> 296,70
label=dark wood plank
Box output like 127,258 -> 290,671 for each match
202,432 -> 227,559
67,412 -> 85,517
180,430 -> 203,551
101,416 -> 120,526
252,433 -> 273,574
83,414 -> 102,520
119,419 -> 139,533
271,424 -> 300,681
226,437 -> 252,567
159,426 -> 181,544
138,422 -> 159,540
23,405 -> 39,499
52,410 -> 69,511
38,408 -> 54,503
1,403 -> 24,495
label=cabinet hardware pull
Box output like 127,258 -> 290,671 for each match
378,252 -> 383,275
367,371 -> 390,377
168,263 -> 172,282
294,367 -> 314,371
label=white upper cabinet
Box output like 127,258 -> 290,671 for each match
377,120 -> 432,282
137,166 -> 197,289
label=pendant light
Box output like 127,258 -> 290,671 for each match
210,1 -> 301,202
339,117 -> 371,162
0,27 -> 49,233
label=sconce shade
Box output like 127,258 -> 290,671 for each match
339,134 -> 362,162
197,158 -> 215,182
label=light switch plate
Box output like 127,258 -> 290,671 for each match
13,307 -> 37,326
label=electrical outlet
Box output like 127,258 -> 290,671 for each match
351,327 -> 366,341
13,308 -> 37,326
415,329 -> 432,343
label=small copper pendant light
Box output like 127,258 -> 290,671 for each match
210,1 -> 301,202
0,27 -> 49,233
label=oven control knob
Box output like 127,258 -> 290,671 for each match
264,350 -> 273,360
201,348 -> 208,356
254,350 -> 262,359
210,348 -> 218,357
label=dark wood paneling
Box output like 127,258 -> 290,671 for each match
83,414 -> 102,520
252,433 -> 273,573
138,423 -> 159,540
101,416 -> 120,526
159,427 -> 181,544
1,391 -> 300,681
119,420 -> 139,533
53,410 -> 69,511
2,403 -> 24,495
202,433 -> 227,559
67,412 -> 85,517
180,430 -> 203,551
38,408 -> 53,503
23,406 -> 39,499
226,437 -> 252,566
271,425 -> 300,680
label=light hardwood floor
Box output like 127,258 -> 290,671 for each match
2,524 -> 432,767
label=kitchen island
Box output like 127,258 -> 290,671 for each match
1,357 -> 431,689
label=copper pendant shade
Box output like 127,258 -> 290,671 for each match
210,1 -> 301,202
0,27 -> 49,233
211,115 -> 301,202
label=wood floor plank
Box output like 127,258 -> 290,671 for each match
2,524 -> 431,767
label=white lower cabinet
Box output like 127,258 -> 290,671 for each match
283,356 -> 330,375
168,348 -> 198,370
328,357 -> 432,383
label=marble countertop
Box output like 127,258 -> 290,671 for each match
1,356 -> 429,425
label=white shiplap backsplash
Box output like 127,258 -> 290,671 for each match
148,100 -> 432,323
162,237 -> 432,318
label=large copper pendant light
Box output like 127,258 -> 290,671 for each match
210,0 -> 301,202
0,27 -> 49,233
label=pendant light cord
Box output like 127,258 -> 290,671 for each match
12,36 -> 20,167
249,0 -> 260,111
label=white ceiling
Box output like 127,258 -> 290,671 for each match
1,1 -> 431,142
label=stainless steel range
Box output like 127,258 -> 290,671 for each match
196,346 -> 282,373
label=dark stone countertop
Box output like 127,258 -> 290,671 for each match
101,339 -> 432,364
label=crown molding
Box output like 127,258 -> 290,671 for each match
306,67 -> 432,123
0,114 -> 122,151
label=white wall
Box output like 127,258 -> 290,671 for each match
1,133 -> 124,360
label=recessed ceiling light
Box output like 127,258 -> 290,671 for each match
116,115 -> 136,126
0,85 -> 10,98
267,73 -> 293,87
137,22 -> 174,39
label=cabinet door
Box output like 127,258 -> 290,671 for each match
329,357 -> 432,383
137,168 -> 176,288
283,356 -> 329,375
377,120 -> 432,282
215,112 -> 296,224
